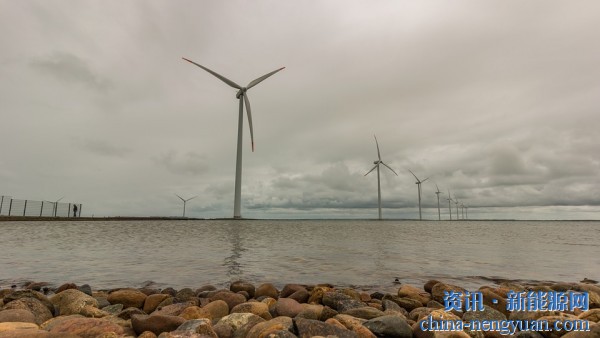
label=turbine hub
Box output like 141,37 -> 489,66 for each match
236,87 -> 247,99
373,160 -> 380,164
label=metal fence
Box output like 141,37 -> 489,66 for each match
0,196 -> 82,217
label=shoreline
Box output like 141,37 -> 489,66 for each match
0,279 -> 598,337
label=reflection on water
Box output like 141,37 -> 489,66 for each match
223,224 -> 246,279
0,220 -> 598,291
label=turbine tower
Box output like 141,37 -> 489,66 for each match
365,135 -> 398,220
183,58 -> 284,219
408,169 -> 429,221
454,196 -> 460,220
435,184 -> 442,221
447,190 -> 452,220
175,194 -> 197,218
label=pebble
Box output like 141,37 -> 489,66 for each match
0,279 -> 596,338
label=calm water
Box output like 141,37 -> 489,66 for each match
1,220 -> 598,292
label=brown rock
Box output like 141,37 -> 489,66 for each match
131,314 -> 186,335
294,317 -> 358,338
49,289 -> 105,317
0,321 -> 39,332
107,288 -> 147,309
579,309 -> 600,322
334,314 -> 376,338
143,293 -> 170,313
151,302 -> 192,317
44,316 -> 124,337
117,306 -> 146,320
230,281 -> 256,298
296,304 -> 324,320
209,291 -> 246,311
424,280 -> 442,293
398,284 -> 432,305
0,309 -> 37,324
343,306 -> 386,320
138,331 -> 158,338
203,299 -> 230,320
288,289 -> 310,303
231,301 -> 272,320
246,316 -> 294,338
3,290 -> 54,315
255,283 -> 279,299
280,284 -> 306,298
275,297 -> 304,318
431,283 -> 467,304
55,283 -> 78,294
561,323 -> 600,338
180,306 -> 209,320
1,298 -> 53,325
213,312 -> 265,338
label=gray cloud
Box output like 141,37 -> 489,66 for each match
1,1 -> 599,219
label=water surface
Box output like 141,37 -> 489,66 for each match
1,220 -> 598,291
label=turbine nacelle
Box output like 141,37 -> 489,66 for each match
373,160 -> 380,165
235,87 -> 247,99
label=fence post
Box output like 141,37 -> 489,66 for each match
23,200 -> 28,216
68,203 -> 71,218
79,204 -> 82,217
9,199 -> 13,216
0,196 -> 3,215
40,201 -> 44,217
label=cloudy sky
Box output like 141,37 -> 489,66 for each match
1,1 -> 599,220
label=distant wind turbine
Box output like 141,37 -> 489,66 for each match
454,196 -> 460,220
365,135 -> 398,220
408,169 -> 429,221
461,203 -> 465,219
465,205 -> 468,219
447,190 -> 452,220
182,58 -> 284,219
435,184 -> 442,221
175,194 -> 197,218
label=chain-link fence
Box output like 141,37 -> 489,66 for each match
0,196 -> 82,217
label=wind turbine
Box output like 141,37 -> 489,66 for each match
461,203 -> 465,219
408,169 -> 429,221
365,135 -> 398,220
454,196 -> 460,220
175,194 -> 197,218
182,58 -> 284,219
447,190 -> 452,220
465,205 -> 468,219
434,184 -> 442,221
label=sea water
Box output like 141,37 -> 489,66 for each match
1,219 -> 598,291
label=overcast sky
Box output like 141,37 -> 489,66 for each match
1,1 -> 599,220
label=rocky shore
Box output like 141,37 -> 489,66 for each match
0,280 -> 598,338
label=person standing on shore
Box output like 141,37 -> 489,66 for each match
73,204 -> 78,218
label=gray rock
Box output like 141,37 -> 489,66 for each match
363,315 -> 413,338
294,317 -> 357,338
322,291 -> 365,312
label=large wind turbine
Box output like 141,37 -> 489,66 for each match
435,184 -> 442,221
408,169 -> 429,221
447,190 -> 452,220
175,194 -> 197,218
365,135 -> 398,220
183,58 -> 284,219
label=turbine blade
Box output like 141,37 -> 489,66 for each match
246,67 -> 285,89
182,58 -> 242,89
243,93 -> 255,152
422,176 -> 430,183
374,135 -> 381,161
381,162 -> 398,176
186,196 -> 198,202
365,164 -> 378,176
408,169 -> 419,182
435,183 -> 440,193
175,194 -> 185,202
